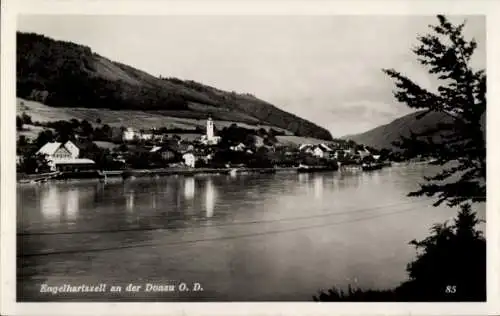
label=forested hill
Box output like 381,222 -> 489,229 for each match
342,111 -> 453,150
16,32 -> 332,140
343,108 -> 487,151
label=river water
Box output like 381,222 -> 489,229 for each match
17,165 -> 486,301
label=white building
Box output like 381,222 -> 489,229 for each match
122,128 -> 137,141
37,140 -> 95,172
123,128 -> 156,141
182,153 -> 196,168
313,147 -> 325,158
318,143 -> 333,152
358,149 -> 371,159
343,149 -> 354,156
207,116 -> 214,140
230,143 -> 246,152
63,140 -> 80,158
299,143 -> 312,151
200,117 -> 221,145
299,144 -> 325,158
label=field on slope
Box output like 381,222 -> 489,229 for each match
275,136 -> 329,146
16,98 -> 293,135
16,98 -> 337,147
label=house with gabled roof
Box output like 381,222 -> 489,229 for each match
312,146 -> 325,158
318,143 -> 333,152
182,152 -> 196,168
36,140 -> 95,172
298,143 -> 330,159
298,143 -> 313,151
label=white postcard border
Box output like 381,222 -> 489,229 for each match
1,0 -> 499,315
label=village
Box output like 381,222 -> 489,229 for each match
16,114 -> 394,182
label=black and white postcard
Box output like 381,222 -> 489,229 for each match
1,0 -> 499,315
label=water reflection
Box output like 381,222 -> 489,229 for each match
126,189 -> 135,213
65,189 -> 79,221
314,174 -> 324,199
335,171 -> 362,190
298,173 -> 309,183
151,192 -> 157,209
365,171 -> 382,185
373,171 -> 382,185
41,185 -> 61,220
39,186 -> 80,223
184,177 -> 195,200
175,181 -> 182,211
205,178 -> 216,218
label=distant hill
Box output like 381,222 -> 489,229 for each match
342,111 -> 453,150
16,32 -> 332,140
343,110 -> 486,150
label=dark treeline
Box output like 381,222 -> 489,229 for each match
17,32 -> 190,111
218,124 -> 285,147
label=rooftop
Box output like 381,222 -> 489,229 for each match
37,142 -> 62,156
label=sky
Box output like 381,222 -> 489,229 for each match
17,15 -> 485,137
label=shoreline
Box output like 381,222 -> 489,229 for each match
17,160 -> 443,184
17,166 -> 341,184
15,159 -> 448,184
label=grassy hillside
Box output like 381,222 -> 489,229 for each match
16,32 -> 332,140
275,135 -> 330,146
342,111 -> 453,150
17,98 -> 293,135
18,98 -> 337,148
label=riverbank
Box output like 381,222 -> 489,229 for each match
17,166 -> 323,183
17,162 -> 409,184
121,167 -> 306,178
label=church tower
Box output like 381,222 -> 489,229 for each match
206,116 -> 214,141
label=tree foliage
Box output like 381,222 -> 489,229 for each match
384,15 -> 486,301
314,204 -> 486,302
18,153 -> 51,174
17,32 -> 189,111
16,116 -> 23,131
398,204 -> 486,301
383,15 -> 486,207
16,112 -> 33,131
315,15 -> 486,302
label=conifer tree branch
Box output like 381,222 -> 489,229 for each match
383,15 -> 486,207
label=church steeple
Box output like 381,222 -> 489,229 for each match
206,116 -> 214,141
